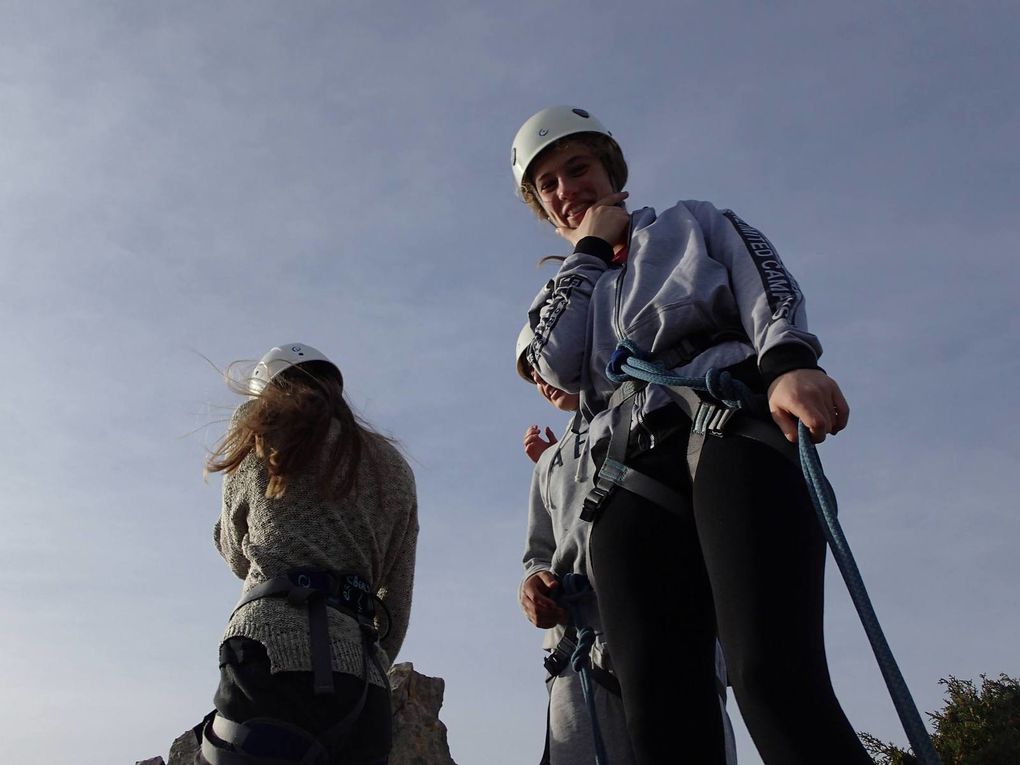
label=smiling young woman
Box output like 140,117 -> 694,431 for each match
510,106 -> 866,765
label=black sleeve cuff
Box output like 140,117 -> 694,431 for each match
573,236 -> 614,265
759,344 -> 823,389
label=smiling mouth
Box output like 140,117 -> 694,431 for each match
565,205 -> 589,223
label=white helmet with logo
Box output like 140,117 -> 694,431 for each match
511,106 -> 615,191
515,324 -> 536,383
249,343 -> 343,395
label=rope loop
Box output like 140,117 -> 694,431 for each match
606,339 -> 642,383
704,368 -> 751,411
604,340 -> 759,412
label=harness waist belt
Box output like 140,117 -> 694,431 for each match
233,570 -> 379,696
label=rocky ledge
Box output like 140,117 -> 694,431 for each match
138,662 -> 457,765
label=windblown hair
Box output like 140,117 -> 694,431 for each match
206,360 -> 385,501
519,133 -> 629,222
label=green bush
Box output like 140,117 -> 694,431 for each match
861,674 -> 1020,765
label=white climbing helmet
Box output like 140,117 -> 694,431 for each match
249,343 -> 342,395
515,324 -> 536,383
511,105 -> 615,191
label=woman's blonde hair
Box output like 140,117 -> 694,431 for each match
519,133 -> 628,222
206,360 -> 384,500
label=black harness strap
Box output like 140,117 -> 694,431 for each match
583,382 -> 684,522
232,571 -> 383,696
203,571 -> 389,765
200,711 -> 329,765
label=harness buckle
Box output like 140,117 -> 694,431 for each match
581,483 -> 614,522
544,629 -> 578,677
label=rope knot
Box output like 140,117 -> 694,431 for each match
606,340 -> 642,383
571,626 -> 596,672
705,369 -> 752,410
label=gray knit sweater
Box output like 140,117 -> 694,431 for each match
214,404 -> 418,687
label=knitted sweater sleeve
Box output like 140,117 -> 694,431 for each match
214,464 -> 251,581
376,456 -> 419,664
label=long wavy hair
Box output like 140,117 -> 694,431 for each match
206,360 -> 384,500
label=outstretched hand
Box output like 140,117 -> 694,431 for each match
555,192 -> 630,248
520,571 -> 566,628
524,425 -> 558,463
767,369 -> 850,444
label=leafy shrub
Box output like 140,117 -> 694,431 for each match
861,674 -> 1020,765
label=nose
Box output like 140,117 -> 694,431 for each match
556,174 -> 581,201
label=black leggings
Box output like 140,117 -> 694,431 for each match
209,637 -> 392,765
589,425 -> 871,765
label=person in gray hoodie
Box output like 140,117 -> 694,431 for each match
517,328 -> 735,765
510,107 -> 869,765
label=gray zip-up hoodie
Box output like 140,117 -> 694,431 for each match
520,413 -> 599,650
526,200 -> 823,450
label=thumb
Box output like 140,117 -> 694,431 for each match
537,570 -> 559,589
545,427 -> 557,442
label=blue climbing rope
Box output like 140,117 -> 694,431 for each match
798,423 -> 941,764
559,573 -> 610,765
605,342 -> 942,765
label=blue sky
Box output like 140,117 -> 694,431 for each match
1,2 -> 1018,762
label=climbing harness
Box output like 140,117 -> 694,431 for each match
592,340 -> 942,765
234,570 -> 389,694
582,340 -> 789,523
544,573 -> 613,765
543,627 -> 621,698
198,570 -> 389,765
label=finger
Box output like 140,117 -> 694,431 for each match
535,602 -> 566,621
545,427 -> 557,442
832,391 -> 850,433
770,408 -> 798,443
799,410 -> 831,444
593,191 -> 628,208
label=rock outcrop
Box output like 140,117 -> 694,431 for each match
388,662 -> 457,765
140,662 -> 457,765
